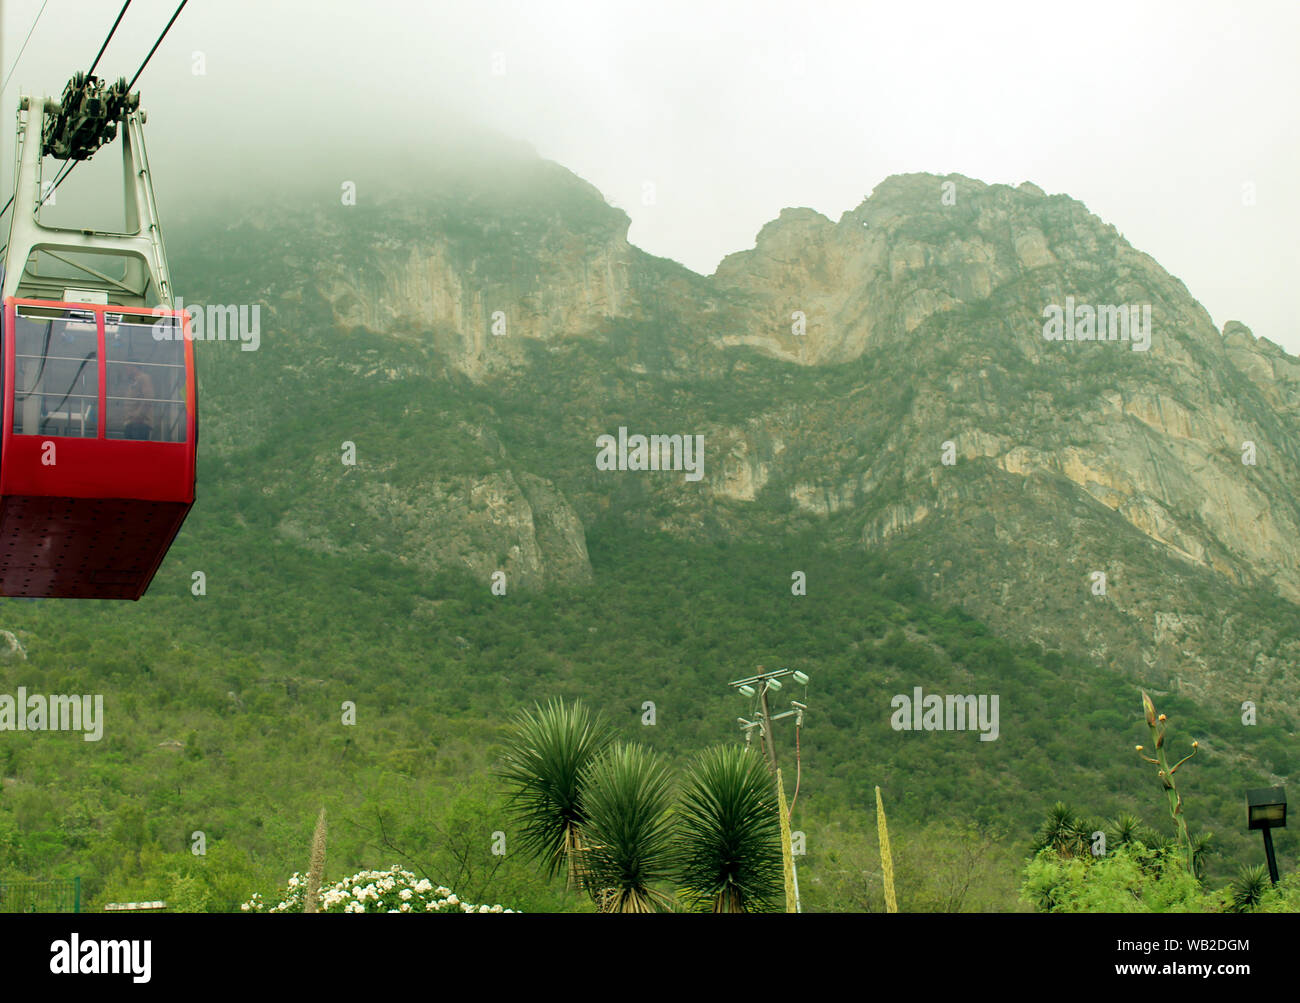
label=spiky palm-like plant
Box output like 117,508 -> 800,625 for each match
579,742 -> 676,913
1105,812 -> 1151,852
497,699 -> 614,890
1033,802 -> 1092,858
675,745 -> 783,913
1188,832 -> 1214,880
1228,864 -> 1271,913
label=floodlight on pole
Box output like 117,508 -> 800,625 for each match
1247,786 -> 1287,885
727,666 -> 810,774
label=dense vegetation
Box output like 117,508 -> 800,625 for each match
0,513 -> 1288,911
0,196 -> 1295,913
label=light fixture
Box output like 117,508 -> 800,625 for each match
767,678 -> 782,691
739,684 -> 756,697
792,671 -> 809,686
1247,786 -> 1287,885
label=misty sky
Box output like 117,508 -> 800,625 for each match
3,0 -> 1297,352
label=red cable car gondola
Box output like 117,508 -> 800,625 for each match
0,87 -> 194,599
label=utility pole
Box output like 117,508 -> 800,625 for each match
757,668 -> 779,773
728,666 -> 810,913
731,665 -> 807,775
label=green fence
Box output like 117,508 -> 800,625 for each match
0,877 -> 81,913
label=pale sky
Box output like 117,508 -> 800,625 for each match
3,0 -> 1297,352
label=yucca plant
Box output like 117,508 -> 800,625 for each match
674,745 -> 783,913
1188,832 -> 1214,880
579,742 -> 676,913
497,699 -> 614,890
1104,812 -> 1151,852
1033,802 -> 1092,858
1228,864 -> 1271,913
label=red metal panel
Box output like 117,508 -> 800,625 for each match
4,300 -> 13,464
97,309 -> 106,438
183,309 -> 196,451
0,496 -> 191,599
0,436 -> 193,501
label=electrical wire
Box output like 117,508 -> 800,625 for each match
41,159 -> 76,205
41,0 -> 190,207
125,0 -> 189,92
1,0 -> 189,255
87,1 -> 133,79
0,0 -> 51,95
0,0 -> 54,226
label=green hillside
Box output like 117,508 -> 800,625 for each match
0,186 -> 1295,913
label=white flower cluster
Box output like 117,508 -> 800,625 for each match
240,865 -> 516,914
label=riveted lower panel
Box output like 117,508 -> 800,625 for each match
0,495 -> 189,599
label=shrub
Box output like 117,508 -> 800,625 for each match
1021,843 -> 1218,913
241,865 -> 516,914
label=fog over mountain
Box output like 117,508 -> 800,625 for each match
3,0 -> 1297,350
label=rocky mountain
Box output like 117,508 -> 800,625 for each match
171,147 -> 1300,732
9,141 -> 1298,909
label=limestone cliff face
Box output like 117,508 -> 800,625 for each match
1222,320 -> 1300,421
709,174 -> 1216,365
314,160 -> 641,381
252,159 -> 1300,702
702,173 -> 1300,615
319,220 -> 636,381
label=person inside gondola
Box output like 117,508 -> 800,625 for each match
123,364 -> 154,440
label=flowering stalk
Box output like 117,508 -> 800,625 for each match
1137,692 -> 1199,874
776,769 -> 797,914
304,807 -> 327,914
876,786 -> 897,913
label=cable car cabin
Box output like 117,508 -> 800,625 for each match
0,90 -> 195,599
0,299 -> 194,598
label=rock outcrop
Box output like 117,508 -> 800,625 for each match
185,158 -> 1300,704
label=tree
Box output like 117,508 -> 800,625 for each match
892,820 -> 1008,912
579,743 -> 676,913
497,699 -> 614,890
674,745 -> 783,913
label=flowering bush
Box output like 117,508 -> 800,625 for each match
240,865 -> 516,914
